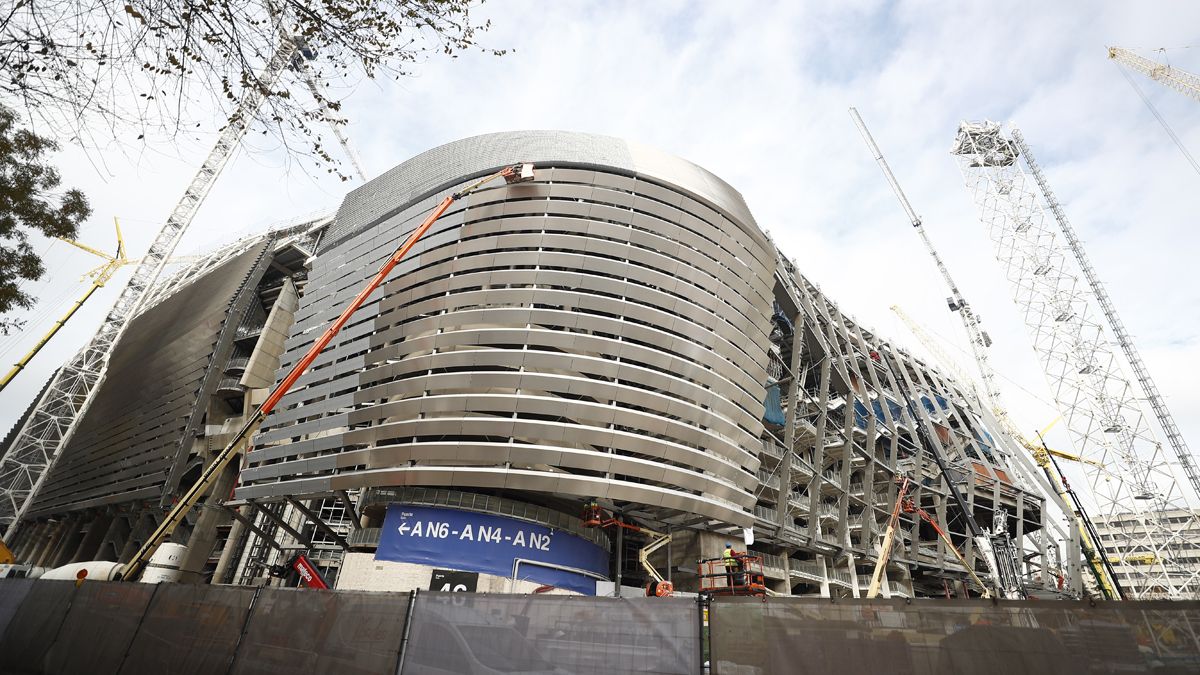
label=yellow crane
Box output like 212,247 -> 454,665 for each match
891,305 -> 1124,599
0,219 -> 129,393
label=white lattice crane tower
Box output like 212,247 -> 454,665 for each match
0,40 -> 300,538
951,121 -> 1200,598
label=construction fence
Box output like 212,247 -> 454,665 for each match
1,579 -> 1199,674
710,596 -> 1200,675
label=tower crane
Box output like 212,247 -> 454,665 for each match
292,40 -> 367,182
952,120 -> 1200,598
1011,129 -> 1200,502
0,220 -> 127,394
850,108 -> 1022,598
0,37 -> 302,538
0,222 -> 200,394
0,11 -> 375,538
1108,47 -> 1200,103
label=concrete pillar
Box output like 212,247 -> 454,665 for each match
212,505 -> 251,584
178,458 -> 241,582
70,510 -> 114,563
818,555 -> 831,598
32,519 -> 70,567
48,515 -> 86,568
774,551 -> 792,595
95,515 -> 131,562
848,555 -> 860,598
118,511 -> 160,564
12,521 -> 45,561
879,566 -> 892,599
1068,520 -> 1084,597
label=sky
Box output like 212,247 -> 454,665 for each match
2,0 -> 1198,509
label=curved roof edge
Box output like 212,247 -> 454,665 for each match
328,130 -> 766,253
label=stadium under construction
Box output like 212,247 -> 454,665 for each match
0,130 -> 1081,600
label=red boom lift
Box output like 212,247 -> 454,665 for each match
117,163 -> 536,582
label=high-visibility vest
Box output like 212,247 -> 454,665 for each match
723,548 -> 737,569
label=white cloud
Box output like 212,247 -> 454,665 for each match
2,0 -> 1198,505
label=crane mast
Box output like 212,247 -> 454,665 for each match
952,120 -> 1200,598
1108,47 -> 1200,103
1011,129 -> 1200,500
0,39 -> 300,538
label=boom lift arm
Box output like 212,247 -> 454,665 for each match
891,306 -> 1122,598
583,503 -> 673,596
903,496 -> 993,598
866,476 -> 911,598
118,163 -> 535,582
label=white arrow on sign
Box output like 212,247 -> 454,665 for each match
398,523 -> 411,535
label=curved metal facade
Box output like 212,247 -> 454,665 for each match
237,131 -> 777,527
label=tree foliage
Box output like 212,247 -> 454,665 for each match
0,106 -> 91,334
0,1 -> 502,178
0,1 -> 497,332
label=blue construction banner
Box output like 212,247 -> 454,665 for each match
376,504 -> 609,595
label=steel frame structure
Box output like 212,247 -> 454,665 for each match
0,40 -> 299,538
1108,47 -> 1200,104
1011,130 -> 1200,500
951,120 -> 1200,598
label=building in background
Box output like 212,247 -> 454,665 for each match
3,131 -> 1056,598
1092,509 -> 1200,598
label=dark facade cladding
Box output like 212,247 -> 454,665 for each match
27,242 -> 273,516
237,131 -> 778,526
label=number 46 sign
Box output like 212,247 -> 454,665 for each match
429,569 -> 478,593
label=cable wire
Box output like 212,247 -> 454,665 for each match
1115,62 -> 1200,178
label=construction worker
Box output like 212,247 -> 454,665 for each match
722,543 -> 739,589
582,498 -> 602,525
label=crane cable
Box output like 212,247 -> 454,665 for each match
1113,61 -> 1200,178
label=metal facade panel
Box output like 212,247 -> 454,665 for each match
27,243 -> 272,516
240,134 -> 776,528
327,130 -> 767,255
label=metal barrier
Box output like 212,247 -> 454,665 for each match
0,580 -> 698,675
710,596 -> 1200,675
4,578 -> 1200,675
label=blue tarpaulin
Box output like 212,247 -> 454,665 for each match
763,382 -> 786,426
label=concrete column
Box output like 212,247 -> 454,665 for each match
212,505 -> 251,585
777,551 -> 792,595
70,510 -> 114,563
777,313 -> 803,535
12,521 -> 45,561
48,515 -> 86,567
118,511 -> 160,564
178,457 -> 241,582
96,515 -> 131,562
1068,520 -> 1084,596
818,555 -> 831,598
848,555 -> 860,598
33,519 -> 71,567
